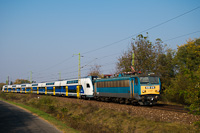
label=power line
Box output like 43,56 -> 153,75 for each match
82,6 -> 200,55
163,31 -> 200,42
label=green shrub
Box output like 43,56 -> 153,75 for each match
47,105 -> 57,113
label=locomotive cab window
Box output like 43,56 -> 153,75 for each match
139,77 -> 149,84
149,77 -> 159,84
139,77 -> 159,84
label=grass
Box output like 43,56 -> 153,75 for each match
0,92 -> 199,133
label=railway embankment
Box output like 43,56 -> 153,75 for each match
0,92 -> 199,133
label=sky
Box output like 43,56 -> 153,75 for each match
0,0 -> 200,83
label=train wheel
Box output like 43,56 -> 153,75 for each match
119,98 -> 125,104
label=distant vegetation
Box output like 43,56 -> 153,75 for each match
117,34 -> 200,115
14,79 -> 31,84
0,83 -> 6,90
88,64 -> 102,77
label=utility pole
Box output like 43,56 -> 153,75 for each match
59,72 -> 61,80
6,76 -> 9,85
30,71 -> 32,83
74,53 -> 82,85
74,53 -> 83,99
78,53 -> 81,85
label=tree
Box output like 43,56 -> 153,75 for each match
116,49 -> 132,73
164,38 -> 200,112
156,49 -> 176,91
117,34 -> 169,75
14,79 -> 30,84
0,83 -> 6,91
88,64 -> 102,77
175,38 -> 200,72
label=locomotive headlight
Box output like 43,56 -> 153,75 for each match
142,90 -> 146,93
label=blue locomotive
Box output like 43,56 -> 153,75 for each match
93,74 -> 161,105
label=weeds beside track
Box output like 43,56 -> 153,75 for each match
0,92 -> 199,133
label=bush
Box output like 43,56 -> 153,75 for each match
0,92 -> 6,99
40,96 -> 55,105
47,105 -> 56,113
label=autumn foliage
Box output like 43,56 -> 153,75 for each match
165,38 -> 200,114
14,79 -> 30,84
117,34 -> 200,114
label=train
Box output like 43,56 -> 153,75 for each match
2,73 -> 161,105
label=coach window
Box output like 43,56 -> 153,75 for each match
56,86 -> 61,90
120,80 -> 123,87
86,83 -> 90,88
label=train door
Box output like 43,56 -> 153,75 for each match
94,83 -> 97,96
130,79 -> 134,98
76,85 -> 81,98
53,87 -> 55,95
37,87 -> 39,94
65,86 -> 68,96
134,77 -> 139,96
45,87 -> 47,95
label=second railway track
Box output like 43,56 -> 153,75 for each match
147,104 -> 189,113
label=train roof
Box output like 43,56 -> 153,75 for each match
94,76 -> 130,82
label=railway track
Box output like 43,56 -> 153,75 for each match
147,104 -> 189,113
